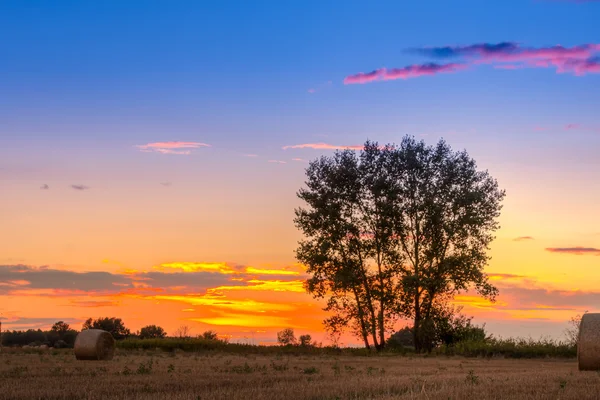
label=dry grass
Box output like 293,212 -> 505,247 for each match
0,349 -> 598,399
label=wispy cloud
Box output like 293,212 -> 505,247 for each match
136,141 -> 211,155
291,158 -> 308,162
244,154 -> 258,157
282,142 -> 363,150
40,184 -> 49,190
410,42 -> 600,76
344,63 -> 466,84
546,247 -> 600,255
268,160 -> 287,164
71,184 -> 90,191
160,182 -> 172,187
513,236 -> 535,241
348,42 -> 600,86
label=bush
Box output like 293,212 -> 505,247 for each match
139,325 -> 167,339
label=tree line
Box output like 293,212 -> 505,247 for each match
294,136 -> 505,352
1,318 -> 222,348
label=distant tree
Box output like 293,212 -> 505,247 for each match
277,328 -> 297,346
173,325 -> 192,339
295,137 -> 505,352
50,321 -> 71,339
139,325 -> 167,339
48,320 -> 78,347
565,311 -> 587,347
200,330 -> 218,340
82,317 -> 131,340
386,326 -> 414,349
299,334 -> 313,347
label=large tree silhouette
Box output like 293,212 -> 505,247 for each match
294,136 -> 504,352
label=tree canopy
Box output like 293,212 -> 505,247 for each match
294,136 -> 505,352
82,317 -> 131,340
139,325 -> 167,339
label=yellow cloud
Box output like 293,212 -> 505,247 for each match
208,280 -> 305,293
154,295 -> 295,312
154,262 -> 236,274
190,314 -> 293,328
245,267 -> 300,276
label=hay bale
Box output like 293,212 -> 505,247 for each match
578,313 -> 600,370
74,329 -> 115,361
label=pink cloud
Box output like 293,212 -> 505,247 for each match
282,142 -> 363,150
268,160 -> 287,164
513,236 -> 534,241
344,63 -> 466,84
136,141 -> 211,155
409,42 -> 600,77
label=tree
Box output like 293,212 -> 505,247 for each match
277,328 -> 297,346
299,334 -> 313,347
295,137 -> 504,352
565,311 -> 587,347
200,330 -> 218,340
173,325 -> 192,338
82,317 -> 131,340
50,321 -> 71,339
139,325 -> 166,339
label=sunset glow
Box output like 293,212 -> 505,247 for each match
1,0 -> 599,346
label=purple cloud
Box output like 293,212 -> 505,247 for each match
344,63 -> 466,84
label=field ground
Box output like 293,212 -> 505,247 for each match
1,349 -> 599,399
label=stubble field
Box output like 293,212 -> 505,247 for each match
0,349 -> 598,399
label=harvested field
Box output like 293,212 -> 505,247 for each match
0,349 -> 596,399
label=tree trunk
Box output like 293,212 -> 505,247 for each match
352,287 -> 371,350
413,296 -> 422,353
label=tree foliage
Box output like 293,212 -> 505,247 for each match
565,311 -> 587,347
277,328 -> 297,346
200,330 -> 219,341
82,317 -> 131,340
299,334 -> 313,347
173,325 -> 192,339
139,325 -> 167,339
295,136 -> 504,352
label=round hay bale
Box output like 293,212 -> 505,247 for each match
578,313 -> 600,370
74,329 -> 115,361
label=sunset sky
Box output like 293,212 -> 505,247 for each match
1,0 -> 599,345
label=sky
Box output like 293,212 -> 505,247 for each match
1,0 -> 599,344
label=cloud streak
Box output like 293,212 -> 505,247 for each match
513,236 -> 534,241
546,247 -> 600,255
71,184 -> 90,191
40,184 -> 49,190
411,42 -> 600,76
347,42 -> 600,86
282,143 -> 363,150
344,63 -> 466,84
136,141 -> 211,155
